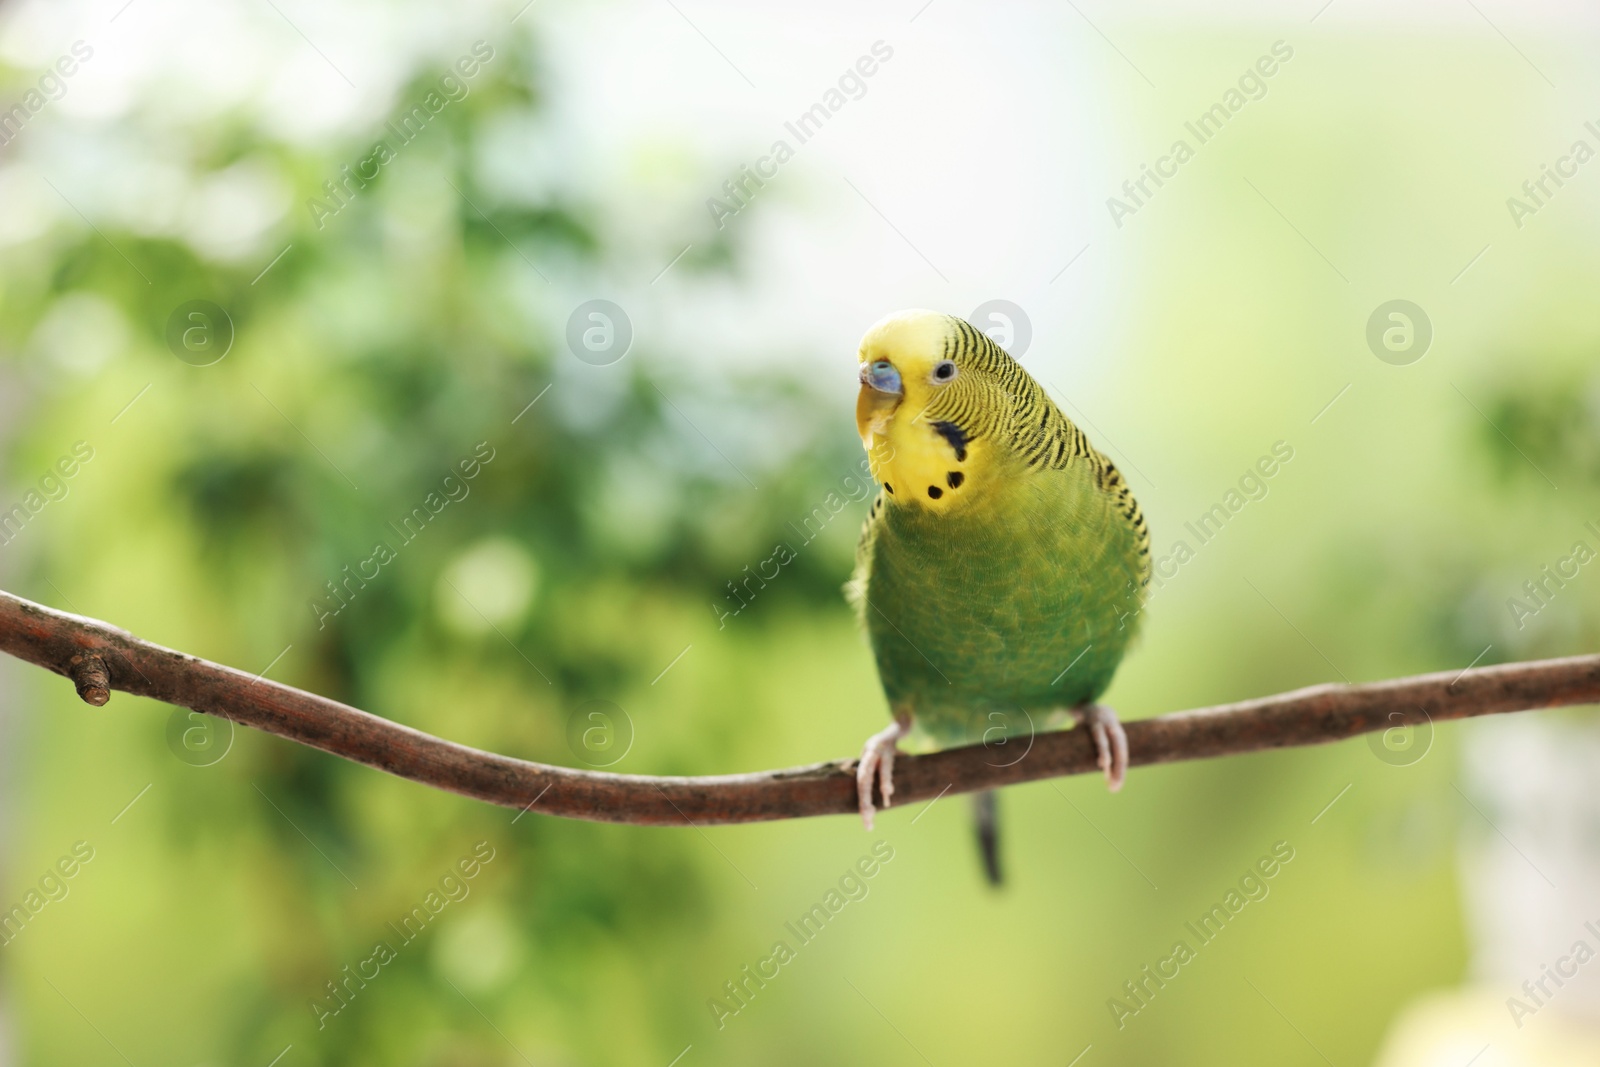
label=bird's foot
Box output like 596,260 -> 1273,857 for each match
1071,703 -> 1129,792
855,713 -> 911,831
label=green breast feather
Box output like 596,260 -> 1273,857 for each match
851,415 -> 1148,747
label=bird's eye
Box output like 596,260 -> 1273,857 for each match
932,361 -> 958,382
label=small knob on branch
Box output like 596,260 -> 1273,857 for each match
68,654 -> 110,706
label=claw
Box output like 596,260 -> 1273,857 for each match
1072,703 -> 1128,792
855,714 -> 911,830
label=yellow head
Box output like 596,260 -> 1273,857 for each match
855,309 -> 1035,513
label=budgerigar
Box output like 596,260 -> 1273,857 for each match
848,310 -> 1150,883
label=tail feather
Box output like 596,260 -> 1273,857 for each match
972,790 -> 1002,887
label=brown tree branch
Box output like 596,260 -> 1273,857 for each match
1,589 -> 1595,825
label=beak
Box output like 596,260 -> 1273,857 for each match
856,360 -> 902,444
859,361 -> 903,395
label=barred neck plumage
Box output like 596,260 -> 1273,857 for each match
855,309 -> 1152,586
928,318 -> 1151,582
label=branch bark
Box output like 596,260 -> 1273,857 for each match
1,589 -> 1595,825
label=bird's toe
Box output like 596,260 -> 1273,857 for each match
855,750 -> 878,831
855,715 -> 911,831
878,744 -> 897,809
1074,703 -> 1129,793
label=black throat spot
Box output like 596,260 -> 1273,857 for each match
932,420 -> 968,463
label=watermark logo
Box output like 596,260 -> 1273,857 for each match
566,300 -> 632,366
1366,300 -> 1431,366
1106,40 -> 1295,228
0,40 -> 94,148
166,709 -> 234,766
1507,918 -> 1600,1028
1134,440 -> 1295,617
1505,119 -> 1600,229
310,841 -> 497,1029
565,699 -> 634,767
1366,706 -> 1432,767
715,457 -> 877,628
1107,840 -> 1295,1029
1507,522 -> 1600,632
165,300 -> 234,366
707,841 -> 895,1029
306,41 -> 496,230
309,442 -> 497,630
705,40 -> 895,230
0,440 -> 95,547
0,841 -> 95,946
969,299 -> 1031,359
981,705 -> 1035,768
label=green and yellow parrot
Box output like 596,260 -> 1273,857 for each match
848,310 -> 1151,882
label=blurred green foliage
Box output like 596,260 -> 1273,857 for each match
0,21 -> 877,1067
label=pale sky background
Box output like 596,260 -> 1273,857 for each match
4,0 -> 1590,399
